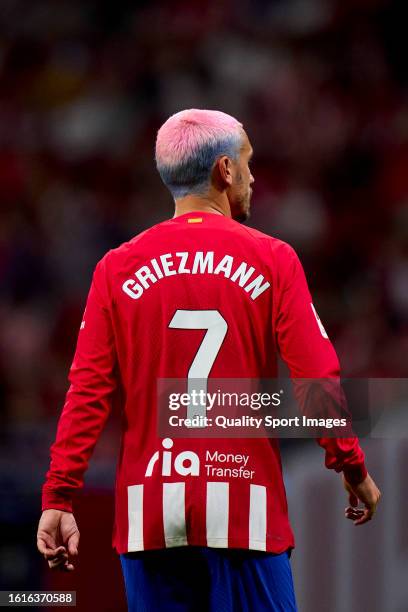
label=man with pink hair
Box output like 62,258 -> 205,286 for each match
155,109 -> 253,221
37,109 -> 380,611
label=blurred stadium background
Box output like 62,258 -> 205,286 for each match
0,1 -> 407,610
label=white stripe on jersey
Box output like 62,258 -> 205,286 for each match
249,484 -> 267,550
127,484 -> 144,550
163,482 -> 188,547
206,481 -> 229,547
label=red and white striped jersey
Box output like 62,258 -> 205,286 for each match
42,211 -> 367,554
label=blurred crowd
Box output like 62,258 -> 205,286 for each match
0,0 -> 407,436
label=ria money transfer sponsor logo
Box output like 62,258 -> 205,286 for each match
145,438 -> 256,480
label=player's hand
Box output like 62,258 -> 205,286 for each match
343,472 -> 381,526
37,509 -> 80,571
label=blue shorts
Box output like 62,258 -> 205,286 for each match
119,546 -> 297,611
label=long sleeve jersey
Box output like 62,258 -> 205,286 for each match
42,211 -> 367,554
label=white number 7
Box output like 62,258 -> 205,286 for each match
168,310 -> 228,421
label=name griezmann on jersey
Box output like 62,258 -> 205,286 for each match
122,251 -> 271,301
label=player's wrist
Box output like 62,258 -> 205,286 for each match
343,463 -> 368,486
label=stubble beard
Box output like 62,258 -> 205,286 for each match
237,190 -> 251,222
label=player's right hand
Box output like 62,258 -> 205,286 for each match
37,509 -> 80,571
343,472 -> 381,526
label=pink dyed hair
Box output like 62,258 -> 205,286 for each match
155,109 -> 243,168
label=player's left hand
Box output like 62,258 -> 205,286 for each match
342,472 -> 381,526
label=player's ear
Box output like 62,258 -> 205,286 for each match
213,155 -> 233,189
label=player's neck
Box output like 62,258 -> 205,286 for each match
173,193 -> 231,218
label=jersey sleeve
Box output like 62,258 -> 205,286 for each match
42,254 -> 118,512
273,242 -> 367,485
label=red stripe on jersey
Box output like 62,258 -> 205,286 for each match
228,481 -> 250,548
186,479 -> 207,547
144,481 -> 165,549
